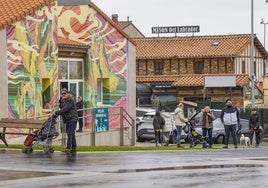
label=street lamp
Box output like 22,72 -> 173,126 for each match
260,18 -> 268,49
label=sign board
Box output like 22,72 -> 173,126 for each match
94,108 -> 109,132
151,82 -> 173,88
152,26 -> 200,34
205,76 -> 236,87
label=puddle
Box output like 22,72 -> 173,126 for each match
0,170 -> 69,181
113,164 -> 264,173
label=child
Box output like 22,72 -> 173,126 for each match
153,110 -> 165,147
249,108 -> 261,147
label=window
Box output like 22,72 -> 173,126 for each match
242,60 -> 246,73
154,62 -> 163,75
265,61 -> 268,75
254,61 -> 256,77
97,79 -> 103,105
194,61 -> 204,74
59,59 -> 83,80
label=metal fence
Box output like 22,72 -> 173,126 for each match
58,106 -> 135,146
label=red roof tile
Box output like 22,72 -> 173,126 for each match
134,34 -> 267,59
172,74 -> 249,87
58,37 -> 89,48
137,74 -> 249,87
136,75 -> 179,82
0,0 -> 56,30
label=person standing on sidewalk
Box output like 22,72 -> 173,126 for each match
161,107 -> 175,146
174,103 -> 188,148
201,106 -> 215,148
153,110 -> 165,147
249,108 -> 261,147
220,98 -> 240,149
54,91 -> 78,154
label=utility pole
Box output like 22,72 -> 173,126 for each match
250,0 -> 255,107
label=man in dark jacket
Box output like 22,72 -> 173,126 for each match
220,98 -> 240,149
54,91 -> 78,154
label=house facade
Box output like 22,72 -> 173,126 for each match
111,14 -> 145,38
135,35 -> 268,109
0,0 -> 136,131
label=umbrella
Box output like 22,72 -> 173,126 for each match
179,101 -> 198,107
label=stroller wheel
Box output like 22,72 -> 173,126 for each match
49,148 -> 54,154
27,147 -> 33,153
22,148 -> 27,153
22,147 -> 33,153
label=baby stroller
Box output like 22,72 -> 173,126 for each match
22,115 -> 59,154
183,111 -> 208,148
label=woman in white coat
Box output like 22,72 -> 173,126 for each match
174,103 -> 188,148
161,107 -> 175,146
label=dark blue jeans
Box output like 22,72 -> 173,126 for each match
224,124 -> 238,146
176,126 -> 182,144
66,121 -> 77,151
202,128 -> 213,145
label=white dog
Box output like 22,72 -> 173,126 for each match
240,134 -> 251,148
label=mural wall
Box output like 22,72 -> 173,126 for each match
58,6 -> 128,128
6,2 -> 58,119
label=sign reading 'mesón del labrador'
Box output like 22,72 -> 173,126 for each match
152,25 -> 200,34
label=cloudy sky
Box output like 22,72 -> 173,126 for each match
93,0 -> 268,49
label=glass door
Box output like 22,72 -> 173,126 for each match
69,82 -> 78,101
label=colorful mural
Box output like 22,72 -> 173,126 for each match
6,2 -> 58,119
58,5 -> 128,128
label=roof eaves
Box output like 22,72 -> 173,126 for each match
58,44 -> 90,49
89,1 -> 136,46
0,0 -> 56,30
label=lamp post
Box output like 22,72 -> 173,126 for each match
260,18 -> 268,49
250,0 -> 255,107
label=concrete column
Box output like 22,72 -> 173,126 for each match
0,29 -> 8,118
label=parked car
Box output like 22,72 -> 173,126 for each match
136,107 -> 155,127
136,111 -> 187,143
195,117 -> 263,144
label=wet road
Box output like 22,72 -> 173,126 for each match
1,146 -> 268,188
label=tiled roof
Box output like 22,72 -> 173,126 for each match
0,0 -> 56,30
136,75 -> 179,82
117,21 -> 132,30
134,34 -> 267,59
137,74 -> 249,87
58,37 -> 89,48
173,74 -> 249,87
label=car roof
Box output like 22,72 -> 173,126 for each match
144,111 -> 156,115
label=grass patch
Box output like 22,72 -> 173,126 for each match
0,144 -> 219,152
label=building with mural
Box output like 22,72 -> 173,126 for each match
0,0 -> 136,136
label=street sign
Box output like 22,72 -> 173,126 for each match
152,25 -> 200,34
94,108 -> 109,132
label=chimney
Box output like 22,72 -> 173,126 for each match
111,14 -> 118,23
